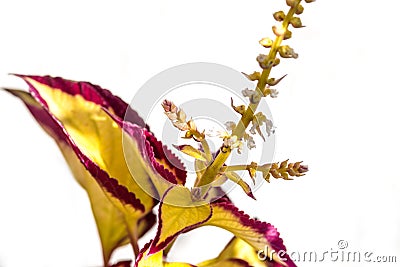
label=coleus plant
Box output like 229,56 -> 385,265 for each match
3,0 -> 314,266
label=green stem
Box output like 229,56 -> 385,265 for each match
223,164 -> 271,172
196,1 -> 301,187
223,165 -> 249,172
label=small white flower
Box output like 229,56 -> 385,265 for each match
207,128 -> 230,139
223,135 -> 237,148
244,133 -> 256,149
256,54 -> 267,64
253,112 -> 267,130
224,121 -> 236,131
249,125 -> 257,135
265,118 -> 275,136
242,88 -> 255,98
248,138 -> 256,149
249,112 -> 274,140
242,88 -> 262,104
269,89 -> 279,98
223,135 -> 243,154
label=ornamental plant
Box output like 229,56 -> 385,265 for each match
3,0 -> 314,266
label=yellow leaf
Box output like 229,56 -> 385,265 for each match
149,189 -> 294,267
136,242 -> 195,267
6,89 -> 150,264
6,75 -> 187,265
199,237 -> 270,267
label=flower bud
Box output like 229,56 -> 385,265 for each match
273,11 -> 286,22
162,99 -> 177,113
257,55 -> 275,69
246,162 -> 258,183
243,133 -> 256,149
250,91 -> 262,104
270,169 -> 282,179
187,119 -> 197,132
269,89 -> 279,98
283,29 -> 292,40
278,45 -> 298,59
290,17 -> 304,28
177,109 -> 187,122
272,24 -> 285,37
173,121 -> 189,131
280,159 -> 289,169
286,0 -> 297,7
295,4 -> 304,14
184,131 -> 193,139
256,54 -> 267,64
298,164 -> 309,173
273,58 -> 280,67
259,37 -> 273,48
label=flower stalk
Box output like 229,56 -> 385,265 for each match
162,99 -> 213,162
223,160 -> 309,182
197,0 -> 303,187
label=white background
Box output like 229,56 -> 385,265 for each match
0,0 -> 399,266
